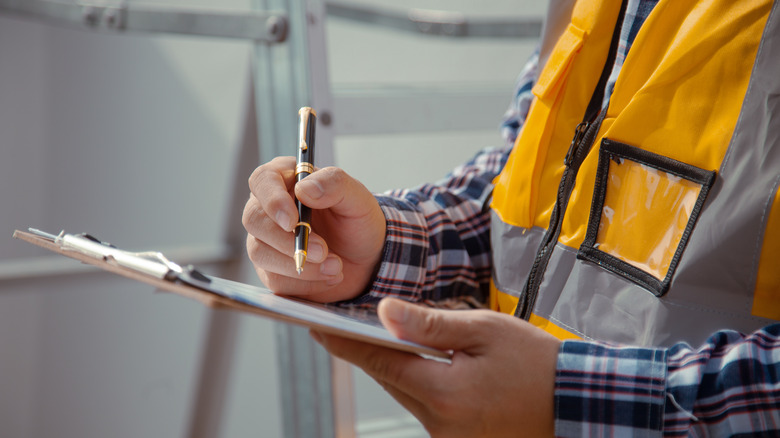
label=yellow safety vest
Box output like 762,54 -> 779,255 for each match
490,0 -> 780,347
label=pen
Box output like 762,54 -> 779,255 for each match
294,107 -> 316,274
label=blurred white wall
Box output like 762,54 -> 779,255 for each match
0,1 -> 545,436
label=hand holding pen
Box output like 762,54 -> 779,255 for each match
243,107 -> 388,303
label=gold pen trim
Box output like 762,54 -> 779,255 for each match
295,222 -> 312,233
295,162 -> 315,175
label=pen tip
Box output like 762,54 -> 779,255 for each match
294,251 -> 306,275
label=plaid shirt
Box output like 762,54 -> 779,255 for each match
557,324 -> 780,437
355,0 -> 780,434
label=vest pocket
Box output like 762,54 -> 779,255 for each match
577,139 -> 716,297
532,23 -> 586,101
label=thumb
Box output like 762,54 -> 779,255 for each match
377,297 -> 485,351
295,167 -> 376,219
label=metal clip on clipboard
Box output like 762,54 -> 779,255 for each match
26,228 -> 209,283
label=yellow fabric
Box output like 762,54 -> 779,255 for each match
489,281 -> 581,341
753,187 -> 780,319
492,0 -> 623,229
489,280 -> 518,314
528,314 -> 582,341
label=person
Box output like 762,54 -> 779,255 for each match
243,0 -> 780,435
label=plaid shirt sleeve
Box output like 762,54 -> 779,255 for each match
347,146 -> 508,308
342,53 -> 539,309
555,323 -> 780,437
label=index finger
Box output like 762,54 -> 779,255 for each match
248,156 -> 298,232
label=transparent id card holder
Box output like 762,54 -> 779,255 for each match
578,139 -> 717,296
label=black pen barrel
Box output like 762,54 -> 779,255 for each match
294,221 -> 309,253
294,107 -> 317,273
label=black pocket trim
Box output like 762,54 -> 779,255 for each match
577,138 -> 717,297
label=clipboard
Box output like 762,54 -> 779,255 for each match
13,228 -> 450,359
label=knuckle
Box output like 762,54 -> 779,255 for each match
420,311 -> 446,338
318,166 -> 348,186
265,195 -> 291,218
241,198 -> 260,230
245,235 -> 264,264
246,235 -> 279,270
261,271 -> 313,295
258,271 -> 282,291
465,310 -> 501,336
363,350 -> 401,383
248,156 -> 294,191
247,164 -> 266,190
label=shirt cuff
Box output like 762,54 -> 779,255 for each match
554,340 -> 667,437
343,195 -> 430,307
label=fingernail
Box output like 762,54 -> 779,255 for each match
320,254 -> 342,276
299,179 -> 324,200
383,299 -> 409,324
275,211 -> 292,231
308,242 -> 325,261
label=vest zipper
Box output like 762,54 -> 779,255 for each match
514,115 -> 604,320
514,0 -> 627,321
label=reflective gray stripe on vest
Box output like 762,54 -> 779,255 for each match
491,1 -> 780,348
491,213 -> 775,347
490,222 -> 544,298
